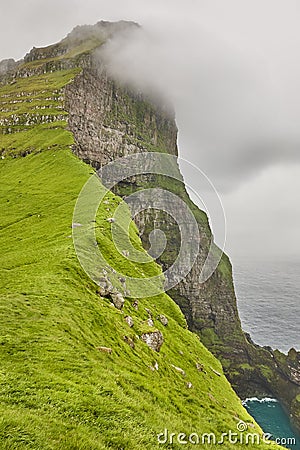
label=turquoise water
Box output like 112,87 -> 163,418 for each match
244,398 -> 300,449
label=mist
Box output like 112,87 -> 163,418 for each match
1,0 -> 300,260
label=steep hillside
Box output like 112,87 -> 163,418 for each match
0,34 -> 284,449
1,149 -> 272,450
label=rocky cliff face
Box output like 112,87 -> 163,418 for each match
2,21 -> 300,431
65,54 -> 247,352
65,62 -> 178,165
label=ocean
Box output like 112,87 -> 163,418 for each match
233,258 -> 300,353
244,398 -> 300,449
233,258 -> 300,448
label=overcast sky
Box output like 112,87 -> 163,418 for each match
1,0 -> 300,263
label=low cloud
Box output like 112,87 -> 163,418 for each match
100,10 -> 300,192
2,0 -> 300,257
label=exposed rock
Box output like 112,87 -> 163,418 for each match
141,331 -> 164,352
196,363 -> 205,372
147,318 -> 154,327
0,59 -> 18,78
125,316 -> 134,328
97,276 -> 114,297
211,367 -> 221,377
158,314 -> 168,326
171,365 -> 186,377
97,286 -> 107,297
111,292 -> 125,310
0,58 -> 15,72
145,308 -> 152,317
132,300 -> 139,310
97,346 -> 112,354
149,361 -> 159,371
123,336 -> 135,349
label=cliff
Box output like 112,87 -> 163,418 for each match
0,20 -> 298,447
63,21 -> 300,430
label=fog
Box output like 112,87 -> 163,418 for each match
1,0 -> 300,261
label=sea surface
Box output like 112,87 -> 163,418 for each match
233,258 -> 300,448
233,258 -> 300,353
244,398 -> 300,449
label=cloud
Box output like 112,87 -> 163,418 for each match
223,164 -> 300,260
4,0 -> 300,192
99,12 -> 300,192
2,0 -> 300,258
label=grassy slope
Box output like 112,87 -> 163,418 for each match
0,66 -> 283,449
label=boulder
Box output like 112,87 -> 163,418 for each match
97,277 -> 114,297
196,362 -> 205,372
147,318 -> 154,327
132,300 -> 139,310
171,364 -> 186,377
211,367 -> 221,377
141,331 -> 164,352
125,316 -> 134,328
111,292 -> 125,310
97,346 -> 112,354
158,315 -> 168,326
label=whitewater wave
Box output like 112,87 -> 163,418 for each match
242,397 -> 278,405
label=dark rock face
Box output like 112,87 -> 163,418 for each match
0,59 -> 21,82
63,50 -> 300,431
64,61 -> 244,349
0,59 -> 17,76
24,44 -> 68,63
64,60 -> 246,351
65,62 -> 178,167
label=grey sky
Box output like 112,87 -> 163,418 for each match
1,0 -> 300,262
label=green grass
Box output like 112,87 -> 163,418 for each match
0,121 -> 73,157
0,53 -> 283,450
0,70 -> 80,96
0,149 -> 283,450
0,70 -> 80,155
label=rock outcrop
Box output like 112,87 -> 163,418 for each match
141,331 -> 164,352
